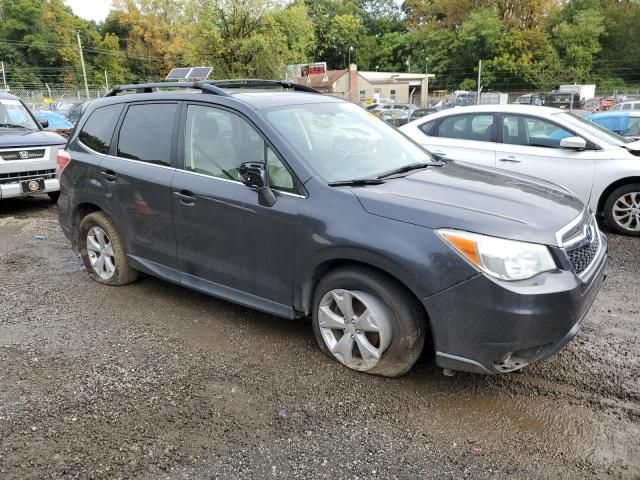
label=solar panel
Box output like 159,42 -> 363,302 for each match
165,67 -> 192,80
186,67 -> 213,80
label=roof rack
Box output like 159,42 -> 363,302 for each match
104,81 -> 231,97
204,79 -> 322,94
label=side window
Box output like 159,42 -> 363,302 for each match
503,115 -> 572,148
78,104 -> 123,154
184,105 -> 294,191
267,148 -> 294,191
622,103 -> 632,110
117,103 -> 177,165
626,117 -> 640,136
436,114 -> 493,141
634,104 -> 640,111
419,120 -> 436,136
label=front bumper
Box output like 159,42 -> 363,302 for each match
0,178 -> 59,199
424,235 -> 607,374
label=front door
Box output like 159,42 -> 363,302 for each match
171,103 -> 300,317
495,114 -> 602,204
100,102 -> 179,277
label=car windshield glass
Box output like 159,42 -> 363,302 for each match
262,102 -> 437,183
0,99 -> 39,130
554,112 -> 631,146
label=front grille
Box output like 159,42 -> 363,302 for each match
0,149 -> 46,161
0,169 -> 56,184
564,217 -> 600,275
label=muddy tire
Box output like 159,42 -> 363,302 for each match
78,212 -> 138,286
312,266 -> 425,377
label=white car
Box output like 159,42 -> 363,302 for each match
611,101 -> 640,111
399,105 -> 640,236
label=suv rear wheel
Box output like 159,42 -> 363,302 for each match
78,212 -> 138,285
312,267 -> 425,377
604,184 -> 640,236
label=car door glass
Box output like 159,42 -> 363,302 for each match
437,114 -> 493,141
419,120 -> 436,136
623,104 -> 632,110
503,115 -> 573,148
267,148 -> 294,191
627,117 -> 640,136
117,103 -> 177,165
78,104 -> 123,154
184,105 -> 294,190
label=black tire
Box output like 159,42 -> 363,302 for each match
603,184 -> 640,236
48,191 -> 60,203
78,212 -> 138,285
311,266 -> 426,377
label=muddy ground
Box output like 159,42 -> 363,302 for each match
0,196 -> 638,480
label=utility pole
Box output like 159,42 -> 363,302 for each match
348,45 -> 354,65
476,59 -> 482,105
76,31 -> 90,99
424,56 -> 429,108
104,70 -> 110,91
0,61 -> 7,91
406,56 -> 411,73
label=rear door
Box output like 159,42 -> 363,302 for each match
411,113 -> 497,167
495,114 -> 598,203
98,102 -> 180,279
171,103 -> 300,316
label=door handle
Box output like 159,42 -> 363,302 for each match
174,190 -> 197,206
100,170 -> 117,182
498,157 -> 522,163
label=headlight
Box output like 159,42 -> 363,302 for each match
437,229 -> 557,281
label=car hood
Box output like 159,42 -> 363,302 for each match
352,162 -> 584,247
0,129 -> 66,148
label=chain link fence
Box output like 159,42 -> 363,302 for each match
2,86 -> 107,110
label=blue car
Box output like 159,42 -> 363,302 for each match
585,111 -> 640,140
33,110 -> 74,130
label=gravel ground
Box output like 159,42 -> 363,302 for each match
0,196 -> 638,480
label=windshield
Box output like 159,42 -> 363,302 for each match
554,112 -> 631,146
262,102 -> 436,182
0,98 -> 39,130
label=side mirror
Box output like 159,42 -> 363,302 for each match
39,120 -> 49,129
238,161 -> 277,207
560,136 -> 586,150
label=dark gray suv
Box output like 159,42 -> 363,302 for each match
57,80 -> 607,377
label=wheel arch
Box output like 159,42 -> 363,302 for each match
597,176 -> 640,215
71,202 -> 103,249
300,258 -> 432,338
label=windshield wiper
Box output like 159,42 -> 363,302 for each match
328,178 -> 386,187
0,123 -> 30,130
376,162 -> 433,179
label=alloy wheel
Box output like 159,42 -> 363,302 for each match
86,226 -> 116,280
317,289 -> 392,371
612,191 -> 640,232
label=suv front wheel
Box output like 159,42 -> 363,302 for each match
312,267 -> 425,377
78,212 -> 138,285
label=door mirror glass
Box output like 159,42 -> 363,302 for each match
559,136 -> 587,150
239,162 -> 267,188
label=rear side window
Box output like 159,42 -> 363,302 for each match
117,103 -> 177,166
435,114 -> 494,141
78,104 -> 123,154
419,120 -> 436,136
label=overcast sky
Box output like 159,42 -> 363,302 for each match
64,0 -> 112,23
